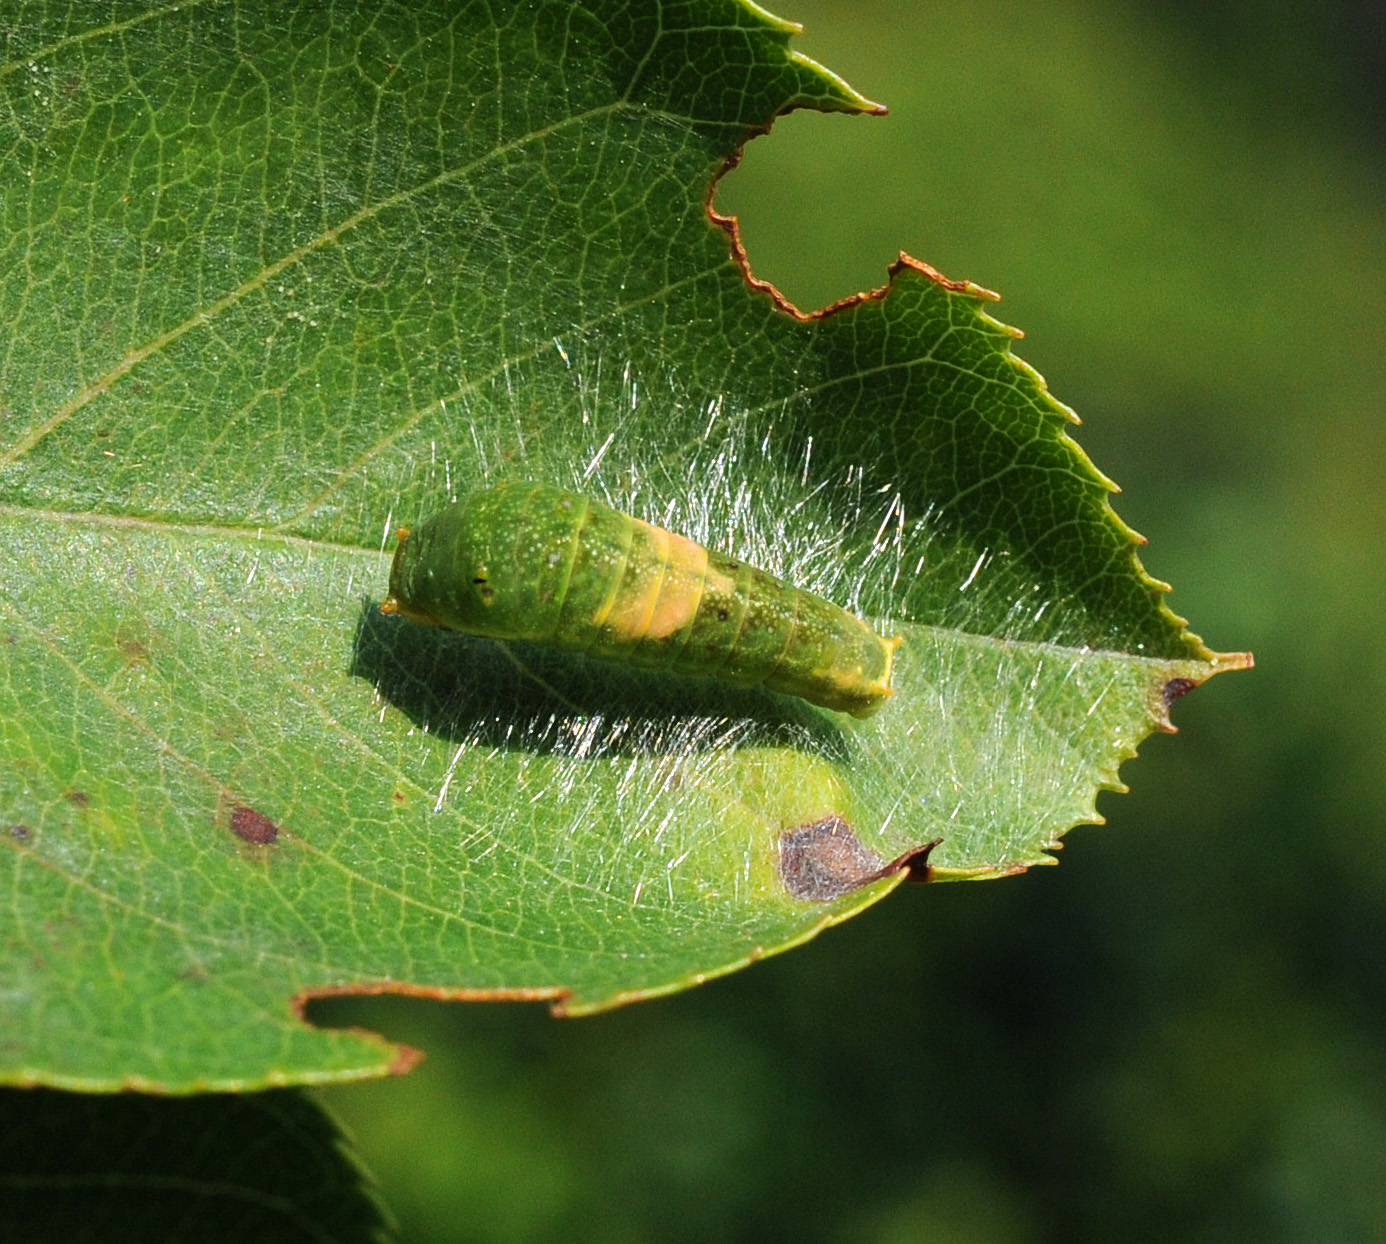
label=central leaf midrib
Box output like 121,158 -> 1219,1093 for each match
0,504 -> 1209,669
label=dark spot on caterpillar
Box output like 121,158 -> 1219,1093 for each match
779,816 -> 889,902
717,608 -> 730,622
1163,677 -> 1197,706
726,561 -> 739,571
63,789 -> 90,808
7,824 -> 32,842
230,804 -> 279,846
473,576 -> 487,584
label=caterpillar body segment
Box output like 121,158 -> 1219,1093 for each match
383,482 -> 900,718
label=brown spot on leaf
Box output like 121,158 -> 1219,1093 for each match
7,824 -> 33,842
114,623 -> 151,665
230,805 -> 279,846
212,713 -> 250,742
63,789 -> 90,808
390,789 -> 407,805
778,816 -> 888,902
118,638 -> 149,663
779,821 -> 944,902
1162,677 -> 1197,706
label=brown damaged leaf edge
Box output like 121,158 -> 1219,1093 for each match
708,147 -> 999,322
1151,652 -> 1252,733
711,128 -> 1252,685
289,832 -> 933,1028
556,851 -> 926,1017
0,1038 -> 417,1095
295,983 -> 572,1072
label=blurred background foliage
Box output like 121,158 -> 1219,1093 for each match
312,1 -> 1386,1239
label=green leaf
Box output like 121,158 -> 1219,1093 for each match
0,1088 -> 393,1242
0,0 -> 1247,1089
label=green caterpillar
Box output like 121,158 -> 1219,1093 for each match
382,481 -> 900,717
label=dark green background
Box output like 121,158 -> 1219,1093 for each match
311,2 -> 1386,1240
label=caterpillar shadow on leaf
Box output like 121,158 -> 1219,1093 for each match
351,599 -> 852,762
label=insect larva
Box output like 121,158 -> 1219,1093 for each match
381,481 -> 901,717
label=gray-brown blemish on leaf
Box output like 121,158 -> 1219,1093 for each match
212,710 -> 252,743
230,804 -> 279,846
779,816 -> 888,902
63,789 -> 90,808
7,824 -> 33,842
779,818 -> 944,901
